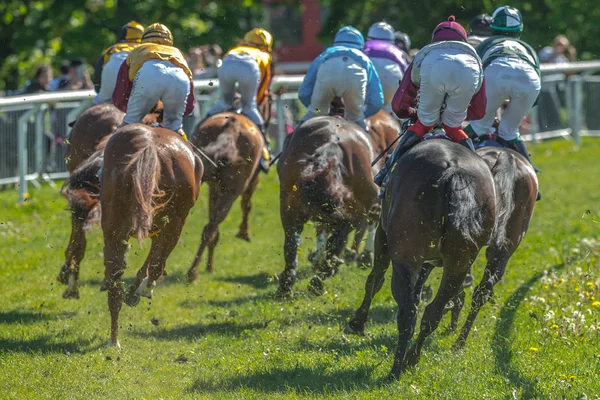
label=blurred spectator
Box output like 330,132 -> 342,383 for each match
49,62 -> 70,91
25,65 -> 52,93
192,44 -> 223,79
187,47 -> 206,78
539,35 -> 577,64
63,59 -> 93,90
538,35 -> 576,132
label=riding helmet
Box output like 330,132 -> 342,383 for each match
142,23 -> 173,46
243,28 -> 273,52
431,16 -> 468,43
490,6 -> 523,34
334,26 -> 365,49
367,22 -> 395,42
118,21 -> 145,43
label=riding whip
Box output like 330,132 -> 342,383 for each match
189,142 -> 219,168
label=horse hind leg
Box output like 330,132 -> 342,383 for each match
309,221 -> 352,295
404,249 -> 476,368
59,205 -> 93,299
454,246 -> 513,349
236,174 -> 259,242
278,214 -> 306,297
347,224 -> 391,335
103,226 -> 129,348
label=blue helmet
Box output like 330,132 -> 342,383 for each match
334,26 -> 364,49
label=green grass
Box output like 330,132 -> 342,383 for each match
1,138 -> 600,399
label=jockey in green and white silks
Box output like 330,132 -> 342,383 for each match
466,6 -> 541,173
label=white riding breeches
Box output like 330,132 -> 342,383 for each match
124,59 -> 191,131
371,57 -> 403,113
469,58 -> 541,141
92,52 -> 129,106
417,48 -> 482,128
301,56 -> 369,130
206,53 -> 264,128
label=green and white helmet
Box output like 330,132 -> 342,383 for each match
491,6 -> 523,33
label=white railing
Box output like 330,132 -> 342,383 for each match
2,61 -> 600,203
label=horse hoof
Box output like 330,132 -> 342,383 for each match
235,232 -> 251,242
308,276 -> 325,296
357,251 -> 373,269
124,291 -> 140,307
99,281 -> 108,291
57,266 -> 69,285
452,339 -> 466,351
62,289 -> 80,300
345,320 -> 365,336
108,339 -> 121,349
277,287 -> 293,299
341,248 -> 357,263
187,269 -> 198,283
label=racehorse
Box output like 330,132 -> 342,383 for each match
101,124 -> 203,347
453,144 -> 537,348
186,112 -> 263,279
58,103 -> 163,299
277,116 -> 379,296
351,139 -> 498,378
346,143 -> 538,349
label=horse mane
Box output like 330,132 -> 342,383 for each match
202,116 -> 242,166
488,150 -> 517,249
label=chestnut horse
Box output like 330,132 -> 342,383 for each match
354,140 -> 497,378
186,113 -> 263,279
277,116 -> 379,296
346,145 -> 537,350
101,124 -> 203,347
58,103 -> 163,299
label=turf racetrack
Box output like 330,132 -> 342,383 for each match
1,139 -> 599,399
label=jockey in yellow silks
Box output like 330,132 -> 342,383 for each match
93,21 -> 144,105
112,23 -> 195,138
205,28 -> 274,172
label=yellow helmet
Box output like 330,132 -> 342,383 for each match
118,21 -> 145,43
243,28 -> 273,52
142,23 -> 173,46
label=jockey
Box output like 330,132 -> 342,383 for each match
92,21 -> 144,105
364,22 -> 408,113
374,16 -> 487,188
112,23 -> 195,138
467,14 -> 493,47
205,28 -> 274,172
298,26 -> 383,132
394,31 -> 411,55
466,6 -> 542,196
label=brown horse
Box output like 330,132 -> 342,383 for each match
101,124 -> 203,347
354,139 -> 497,378
277,116 -> 379,296
186,112 -> 263,279
347,144 -> 537,348
58,103 -> 163,299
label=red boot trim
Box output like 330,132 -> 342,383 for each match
442,124 -> 469,142
411,119 -> 434,138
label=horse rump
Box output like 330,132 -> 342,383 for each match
297,142 -> 352,219
439,166 -> 487,245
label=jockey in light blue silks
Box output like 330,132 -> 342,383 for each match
298,26 -> 384,131
363,22 -> 408,113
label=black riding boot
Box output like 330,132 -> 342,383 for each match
459,138 -> 476,152
506,139 -> 542,201
374,130 -> 420,188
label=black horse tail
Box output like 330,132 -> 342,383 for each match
298,141 -> 352,219
62,148 -> 104,228
440,166 -> 484,245
488,151 -> 517,249
125,131 -> 162,243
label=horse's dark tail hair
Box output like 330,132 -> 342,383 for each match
125,130 -> 161,243
203,116 -> 242,166
297,141 -> 352,219
62,146 -> 105,227
440,166 -> 484,244
488,151 -> 516,249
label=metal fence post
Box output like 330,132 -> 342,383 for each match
35,105 -> 47,176
528,105 -> 539,144
573,76 -> 583,145
17,105 -> 41,203
66,98 -> 92,135
275,94 -> 285,153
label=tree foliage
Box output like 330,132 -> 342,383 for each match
321,0 -> 600,58
0,0 -> 264,90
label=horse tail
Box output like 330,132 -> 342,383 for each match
440,166 -> 484,244
488,151 -> 517,249
203,116 -> 241,165
125,132 -> 161,243
297,141 -> 352,218
62,147 -> 105,227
